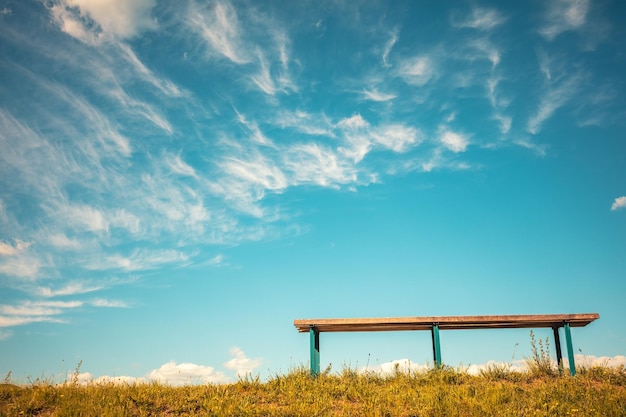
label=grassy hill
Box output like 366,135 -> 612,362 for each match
1,365 -> 625,416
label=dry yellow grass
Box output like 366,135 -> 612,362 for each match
1,365 -> 625,416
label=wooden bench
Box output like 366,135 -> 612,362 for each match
294,313 -> 599,376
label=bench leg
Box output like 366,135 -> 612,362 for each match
553,326 -> 563,373
431,324 -> 442,368
564,323 -> 576,376
310,326 -> 320,376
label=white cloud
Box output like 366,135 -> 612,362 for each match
165,153 -> 198,178
207,254 -> 224,265
34,81 -> 133,158
251,51 -> 279,95
221,154 -> 288,193
494,114 -> 512,134
397,56 -> 434,86
235,111 -> 274,146
0,240 -> 31,256
283,143 -> 358,187
537,48 -> 552,81
512,137 -> 548,156
0,315 -> 63,327
47,233 -> 83,250
274,111 -> 334,136
574,354 -> 626,368
468,39 -> 501,69
63,204 -> 109,233
439,129 -> 469,153
148,361 -> 228,386
34,282 -> 103,298
0,199 -> 7,224
0,300 -> 82,327
361,89 -> 397,102
73,347 -> 260,386
187,1 -> 248,64
337,114 -> 369,131
539,0 -> 590,40
362,355 -> 626,377
91,298 -> 128,308
224,347 -> 263,377
77,373 -> 148,385
117,43 -> 183,98
50,0 -> 157,44
372,125 -> 422,153
462,361 -> 524,376
361,359 -> 430,376
527,74 -> 582,134
452,7 -> 507,31
382,30 -> 398,67
611,196 -> 626,211
0,255 -> 42,280
88,249 -> 191,272
0,330 -> 13,341
250,47 -> 295,96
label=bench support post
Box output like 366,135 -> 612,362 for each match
431,324 -> 442,368
553,326 -> 563,373
310,325 -> 320,376
564,322 -> 576,376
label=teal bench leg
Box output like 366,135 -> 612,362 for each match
564,322 -> 576,376
431,324 -> 442,368
310,326 -> 320,376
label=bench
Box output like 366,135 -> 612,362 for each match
294,313 -> 599,376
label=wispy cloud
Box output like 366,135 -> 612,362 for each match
117,43 -> 184,98
283,143 -> 358,188
468,38 -> 501,69
396,56 -> 434,86
164,153 -> 198,178
0,240 -> 31,256
452,7 -> 507,31
438,128 -> 470,153
0,298 -> 129,328
0,253 -> 43,280
511,137 -> 548,157
381,29 -> 398,67
49,0 -> 157,44
91,298 -> 129,308
0,300 -> 81,327
361,89 -> 397,102
33,282 -> 104,298
186,0 -> 249,64
235,110 -> 274,146
539,0 -> 590,40
86,249 -> 192,272
527,73 -> 583,134
536,48 -> 552,80
372,124 -> 422,153
611,196 -> 626,211
274,110 -> 334,136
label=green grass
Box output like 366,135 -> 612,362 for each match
1,365 -> 625,416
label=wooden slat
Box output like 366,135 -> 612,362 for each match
294,313 -> 599,333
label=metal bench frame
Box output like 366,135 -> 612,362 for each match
294,313 -> 599,376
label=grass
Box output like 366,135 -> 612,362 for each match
1,364 -> 625,416
1,336 -> 624,416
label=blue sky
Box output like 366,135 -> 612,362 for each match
1,0 -> 625,384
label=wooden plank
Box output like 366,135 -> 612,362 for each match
294,313 -> 599,333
